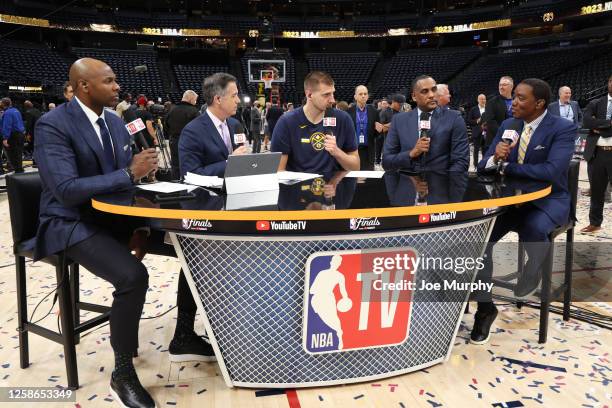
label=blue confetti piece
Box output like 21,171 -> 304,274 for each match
399,403 -> 405,408
197,389 -> 207,395
354,394 -> 364,400
88,394 -> 97,401
492,401 -> 524,407
426,400 -> 442,407
318,396 -> 324,401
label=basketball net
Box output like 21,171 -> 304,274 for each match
264,79 -> 272,90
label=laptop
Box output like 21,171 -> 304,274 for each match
223,152 -> 281,195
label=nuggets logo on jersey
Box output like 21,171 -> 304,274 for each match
303,248 -> 417,354
310,132 -> 326,151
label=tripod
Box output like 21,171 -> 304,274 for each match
153,117 -> 172,177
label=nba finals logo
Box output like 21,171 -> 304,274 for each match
303,248 -> 417,354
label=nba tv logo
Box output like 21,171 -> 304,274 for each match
303,249 -> 416,354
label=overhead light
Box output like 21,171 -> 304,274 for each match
243,96 -> 251,103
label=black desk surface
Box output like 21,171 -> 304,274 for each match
92,171 -> 550,234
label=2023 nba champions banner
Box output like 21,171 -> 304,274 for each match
303,248 -> 418,354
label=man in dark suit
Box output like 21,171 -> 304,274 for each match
473,78 -> 576,345
382,75 -> 469,173
348,85 -> 381,170
467,94 -> 487,168
548,86 -> 583,128
179,73 -> 249,178
34,59 -> 214,408
482,76 -> 514,151
165,89 -> 199,180
580,75 -> 612,233
266,102 -> 284,137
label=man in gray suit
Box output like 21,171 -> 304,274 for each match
548,86 -> 583,128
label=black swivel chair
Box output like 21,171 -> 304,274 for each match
6,172 -> 111,389
493,159 -> 580,343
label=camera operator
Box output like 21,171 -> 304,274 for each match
134,96 -> 158,150
165,90 -> 199,179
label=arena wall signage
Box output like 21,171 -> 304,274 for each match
282,30 -> 356,38
433,18 -> 511,33
0,14 -> 49,27
580,2 -> 612,14
141,28 -> 221,37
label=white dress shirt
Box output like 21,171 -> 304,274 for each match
206,109 -> 232,153
74,96 -> 115,153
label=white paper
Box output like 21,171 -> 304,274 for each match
345,171 -> 385,178
277,171 -> 322,183
183,172 -> 224,188
136,182 -> 198,193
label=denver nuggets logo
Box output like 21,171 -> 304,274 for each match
310,178 -> 325,196
310,132 -> 326,151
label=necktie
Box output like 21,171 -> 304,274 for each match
96,117 -> 116,173
607,99 -> 612,120
219,123 -> 233,154
517,125 -> 532,164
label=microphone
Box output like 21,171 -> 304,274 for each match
322,107 -> 337,136
419,111 -> 432,172
498,119 -> 522,175
233,122 -> 247,147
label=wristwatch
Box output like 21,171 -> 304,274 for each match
124,167 -> 136,184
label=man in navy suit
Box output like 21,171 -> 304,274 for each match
179,73 -> 249,178
34,59 -> 214,408
471,78 -> 576,345
548,86 -> 583,128
382,75 -> 469,173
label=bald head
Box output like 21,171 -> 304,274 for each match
558,86 -> 572,103
68,58 -> 120,114
354,85 -> 368,107
435,84 -> 450,107
477,93 -> 486,107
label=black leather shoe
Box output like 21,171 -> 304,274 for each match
470,306 -> 498,345
110,371 -> 156,408
514,269 -> 542,298
169,334 -> 216,363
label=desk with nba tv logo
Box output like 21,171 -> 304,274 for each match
91,171 -> 551,388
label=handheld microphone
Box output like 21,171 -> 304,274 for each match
322,107 -> 337,136
419,111 -> 432,171
233,122 -> 247,147
498,119 -> 522,175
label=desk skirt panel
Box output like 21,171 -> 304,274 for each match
171,217 -> 494,388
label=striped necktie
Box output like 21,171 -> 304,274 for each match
607,99 -> 612,120
517,125 -> 532,164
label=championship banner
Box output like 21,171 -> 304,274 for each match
303,248 -> 418,354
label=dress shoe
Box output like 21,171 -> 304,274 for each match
580,225 -> 601,233
110,371 -> 156,408
470,306 -> 498,345
169,333 -> 216,363
514,269 -> 542,298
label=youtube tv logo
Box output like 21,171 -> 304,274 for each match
256,221 -> 270,231
418,214 -> 430,224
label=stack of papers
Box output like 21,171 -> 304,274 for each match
277,171 -> 322,185
345,171 -> 385,178
183,172 -> 224,188
137,182 -> 199,193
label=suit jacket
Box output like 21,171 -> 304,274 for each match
250,107 -> 261,134
382,107 -> 469,172
482,95 -> 511,147
582,95 -> 612,162
548,100 -> 583,128
348,104 -> 380,167
32,99 -> 134,261
179,111 -> 239,178
467,105 -> 484,141
478,113 -> 576,226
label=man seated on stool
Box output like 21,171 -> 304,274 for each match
271,71 -> 359,173
382,75 -> 469,172
34,58 -> 215,408
179,72 -> 249,178
471,78 -> 576,345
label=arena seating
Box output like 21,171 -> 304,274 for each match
451,44 -> 612,107
306,53 -> 379,103
174,64 -> 229,96
73,48 -> 165,101
0,40 -> 70,91
375,47 -> 481,100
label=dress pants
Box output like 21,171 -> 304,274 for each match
252,130 -> 262,153
65,224 -> 196,354
358,145 -> 374,170
4,131 -> 24,173
375,134 -> 384,165
588,148 -> 612,226
169,137 -> 180,181
473,204 -> 558,303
